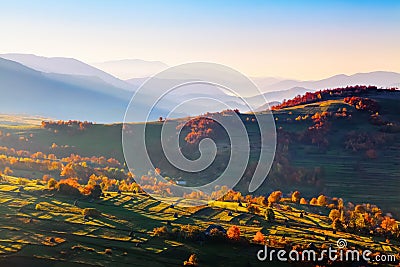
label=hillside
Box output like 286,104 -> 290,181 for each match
124,86 -> 400,217
0,86 -> 399,215
0,174 -> 398,266
265,87 -> 400,215
0,86 -> 400,266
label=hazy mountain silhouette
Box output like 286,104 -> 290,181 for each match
1,54 -> 399,121
246,87 -> 312,108
257,71 -> 400,93
93,59 -> 169,80
0,53 -> 133,90
0,58 -> 171,122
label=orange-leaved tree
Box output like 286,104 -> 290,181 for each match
291,191 -> 301,203
381,216 -> 398,233
268,191 -> 282,205
227,225 -> 241,241
253,231 -> 265,243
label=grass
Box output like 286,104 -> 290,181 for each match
0,98 -> 400,219
0,91 -> 400,265
1,96 -> 400,216
0,176 -> 398,266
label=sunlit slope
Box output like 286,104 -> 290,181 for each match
1,89 -> 400,215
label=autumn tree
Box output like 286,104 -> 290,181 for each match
42,174 -> 51,182
329,209 -> 341,222
291,191 -> 301,203
381,216 -> 398,234
272,85 -> 379,110
338,198 -> 344,211
247,204 -> 260,214
60,162 -> 77,178
310,197 -> 318,205
55,178 -> 81,196
227,225 -> 241,240
184,254 -> 198,266
181,117 -> 217,144
300,198 -> 308,205
47,178 -> 58,189
253,231 -> 265,244
354,212 -> 366,229
3,167 -> 13,175
317,195 -> 328,206
267,191 -> 282,205
82,184 -> 102,198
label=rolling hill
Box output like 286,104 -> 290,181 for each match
1,86 -> 400,216
0,86 -> 399,266
128,87 -> 400,216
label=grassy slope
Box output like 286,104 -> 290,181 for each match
271,96 -> 400,215
0,91 -> 400,215
0,177 -> 398,266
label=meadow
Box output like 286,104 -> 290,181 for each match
0,175 -> 398,266
0,86 -> 399,266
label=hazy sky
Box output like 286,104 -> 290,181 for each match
1,0 -> 399,80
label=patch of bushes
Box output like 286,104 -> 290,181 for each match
55,178 -> 81,196
47,178 -> 57,188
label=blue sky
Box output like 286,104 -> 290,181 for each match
0,0 -> 399,79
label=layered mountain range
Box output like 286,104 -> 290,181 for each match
1,53 -> 399,122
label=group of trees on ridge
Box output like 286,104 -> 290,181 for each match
41,120 -> 93,131
176,109 -> 239,145
271,85 -> 397,110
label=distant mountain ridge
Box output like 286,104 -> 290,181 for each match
0,53 -> 133,90
93,59 -> 169,80
246,87 -> 312,108
0,57 -> 170,122
0,53 -> 399,121
255,71 -> 400,93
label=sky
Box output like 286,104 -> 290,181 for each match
0,0 -> 399,80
